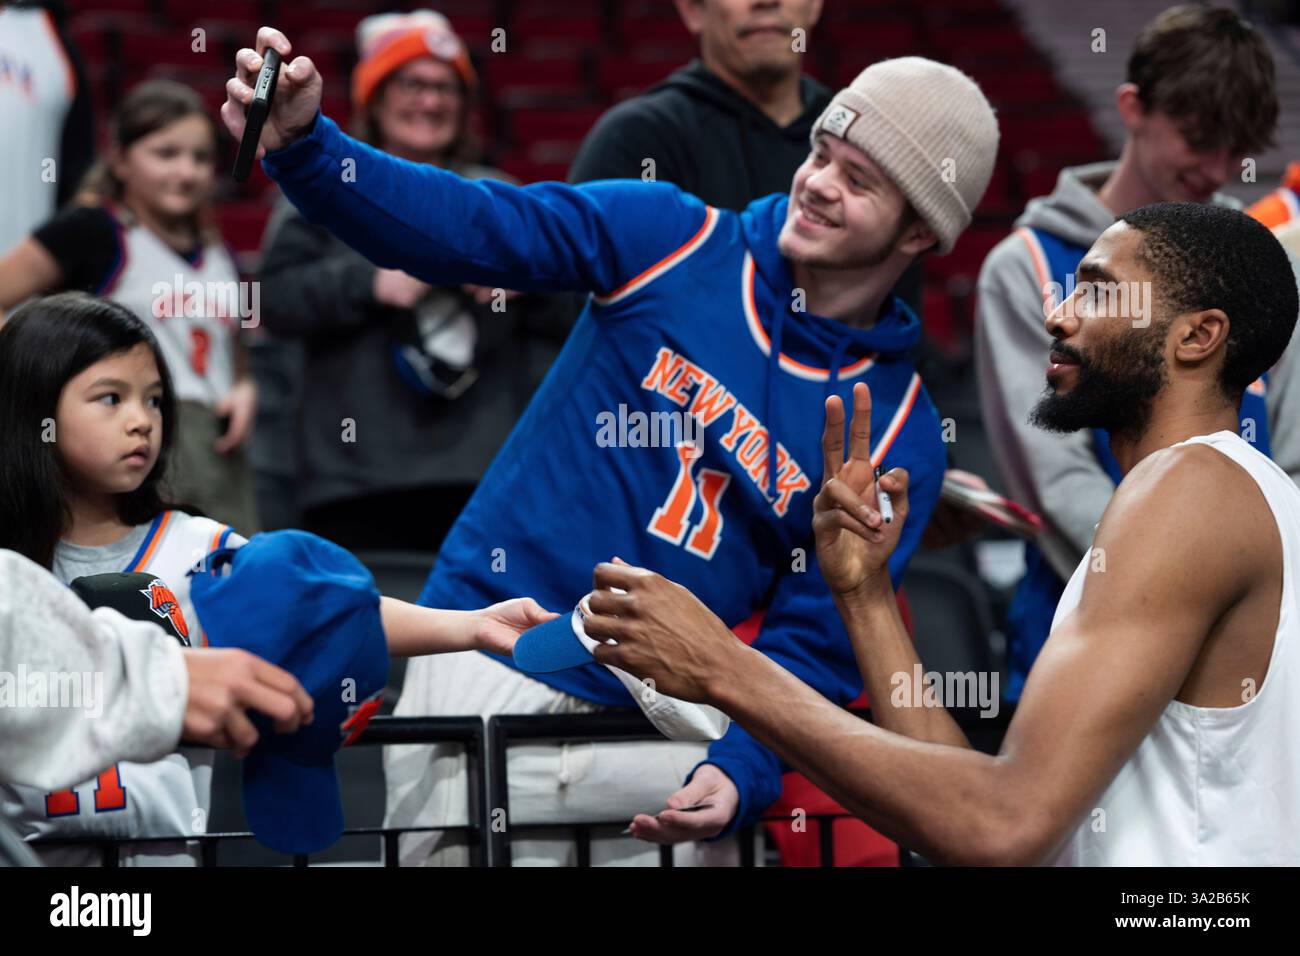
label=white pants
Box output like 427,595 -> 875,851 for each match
383,650 -> 740,866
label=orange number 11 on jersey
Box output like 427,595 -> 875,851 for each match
647,444 -> 731,560
45,765 -> 127,816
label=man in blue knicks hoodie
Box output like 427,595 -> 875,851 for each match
224,28 -> 999,865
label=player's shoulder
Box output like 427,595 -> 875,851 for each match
1101,440 -> 1257,554
1121,441 -> 1243,499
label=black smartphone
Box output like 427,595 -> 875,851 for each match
232,47 -> 281,182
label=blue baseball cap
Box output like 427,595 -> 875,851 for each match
513,592 -> 734,742
513,599 -> 597,674
190,530 -> 388,855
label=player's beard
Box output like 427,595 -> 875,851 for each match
1029,318 -> 1171,444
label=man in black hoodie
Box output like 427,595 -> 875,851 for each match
571,0 -> 826,208
569,0 -> 923,308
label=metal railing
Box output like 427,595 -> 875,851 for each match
27,706 -> 1009,866
485,711 -> 871,867
29,716 -> 487,868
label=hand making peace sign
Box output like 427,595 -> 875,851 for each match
812,381 -> 911,600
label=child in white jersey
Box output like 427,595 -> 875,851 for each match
0,80 -> 258,530
0,293 -> 557,864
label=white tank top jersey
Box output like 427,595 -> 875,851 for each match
102,208 -> 243,407
0,511 -> 247,866
0,7 -> 75,252
1053,431 -> 1300,866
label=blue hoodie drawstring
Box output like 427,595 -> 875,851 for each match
765,306 -> 786,496
765,307 -> 856,496
826,334 -> 851,463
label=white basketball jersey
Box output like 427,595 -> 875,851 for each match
0,511 -> 247,866
0,7 -> 74,252
1053,431 -> 1300,866
102,209 -> 243,407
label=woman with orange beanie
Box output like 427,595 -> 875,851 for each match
257,10 -> 571,549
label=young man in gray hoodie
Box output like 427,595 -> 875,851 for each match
974,4 -> 1300,701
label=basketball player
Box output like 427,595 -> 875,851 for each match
581,202 -> 1300,864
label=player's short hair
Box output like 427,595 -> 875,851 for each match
1118,202 -> 1298,401
0,293 -> 181,568
1127,5 -> 1277,157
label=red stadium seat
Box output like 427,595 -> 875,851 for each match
216,201 -> 271,257
765,775 -> 901,867
825,21 -> 920,67
448,15 -> 497,54
67,17 -> 110,62
927,224 -> 1006,285
975,158 -> 1015,218
513,0 -> 605,17
932,26 -> 1033,59
977,66 -> 1065,106
1017,161 -> 1063,203
1000,110 -> 1104,155
117,22 -> 204,68
509,106 -> 604,147
924,285 -> 959,353
615,14 -> 691,48
277,7 -> 373,38
73,0 -> 151,10
596,57 -> 683,100
515,16 -> 603,50
162,0 -> 261,25
486,55 -> 585,91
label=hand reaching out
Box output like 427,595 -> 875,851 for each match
625,765 -> 740,844
475,598 -> 558,656
182,648 -> 314,757
374,268 -> 432,309
213,380 -> 256,454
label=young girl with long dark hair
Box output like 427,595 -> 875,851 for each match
0,292 -> 236,864
0,292 -> 556,864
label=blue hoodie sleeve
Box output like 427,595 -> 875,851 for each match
690,399 -> 946,837
260,112 -> 710,296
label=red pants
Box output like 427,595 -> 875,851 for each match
731,589 -> 914,866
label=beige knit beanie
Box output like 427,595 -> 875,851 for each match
810,57 -> 999,254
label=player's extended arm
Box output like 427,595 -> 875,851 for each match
379,596 -> 558,659
587,445 -> 1254,863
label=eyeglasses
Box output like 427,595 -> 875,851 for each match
389,76 -> 463,99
